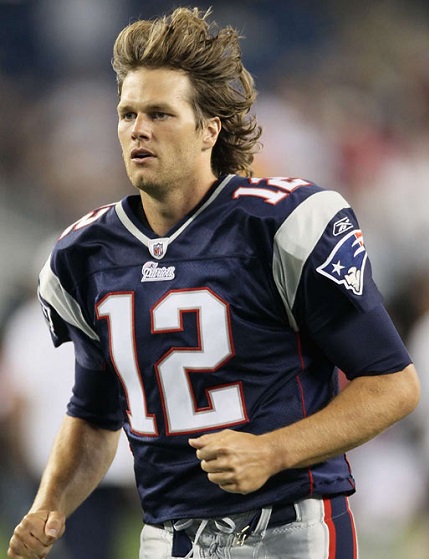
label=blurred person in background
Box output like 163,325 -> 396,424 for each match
407,275 -> 429,531
0,240 -> 140,559
343,272 -> 429,559
1,297 -> 140,559
7,7 -> 420,559
0,334 -> 32,547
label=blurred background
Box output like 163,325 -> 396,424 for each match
1,0 -> 429,557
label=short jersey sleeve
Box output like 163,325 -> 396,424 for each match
38,253 -> 104,371
67,360 -> 124,430
38,252 -> 123,428
273,189 -> 411,378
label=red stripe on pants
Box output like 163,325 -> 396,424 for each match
345,497 -> 358,559
323,498 -> 337,558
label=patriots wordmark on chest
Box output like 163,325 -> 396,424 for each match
141,261 -> 176,282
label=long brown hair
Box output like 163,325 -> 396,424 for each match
112,7 -> 261,176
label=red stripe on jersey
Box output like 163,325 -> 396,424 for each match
323,498 -> 337,558
295,332 -> 306,372
295,333 -> 315,493
295,334 -> 308,419
343,453 -> 356,492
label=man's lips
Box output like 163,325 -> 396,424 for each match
130,148 -> 155,161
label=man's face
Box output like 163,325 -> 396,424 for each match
117,67 -> 211,195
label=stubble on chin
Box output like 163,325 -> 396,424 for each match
130,173 -> 167,199
123,156 -> 159,195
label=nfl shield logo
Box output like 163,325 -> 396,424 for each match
153,243 -> 164,258
148,238 -> 169,260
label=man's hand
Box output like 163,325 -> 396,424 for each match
8,510 -> 65,559
189,429 -> 275,494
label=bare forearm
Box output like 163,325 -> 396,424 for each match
265,364 -> 420,471
30,415 -> 121,517
191,366 -> 419,495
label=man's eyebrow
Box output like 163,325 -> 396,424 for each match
117,102 -> 174,113
117,103 -> 133,113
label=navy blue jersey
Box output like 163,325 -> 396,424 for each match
38,175 -> 411,524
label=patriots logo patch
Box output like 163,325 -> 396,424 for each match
316,230 -> 367,295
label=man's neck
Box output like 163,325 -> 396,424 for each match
139,174 -> 218,236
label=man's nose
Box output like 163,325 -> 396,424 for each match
131,114 -> 151,139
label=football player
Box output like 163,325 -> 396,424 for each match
8,7 -> 419,559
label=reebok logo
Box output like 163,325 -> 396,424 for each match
333,216 -> 353,236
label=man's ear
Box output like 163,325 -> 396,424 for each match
202,117 -> 221,150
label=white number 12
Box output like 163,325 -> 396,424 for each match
97,288 -> 247,436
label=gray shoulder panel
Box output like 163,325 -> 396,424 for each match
38,257 -> 100,341
272,190 -> 350,330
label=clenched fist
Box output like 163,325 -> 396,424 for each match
189,429 -> 277,494
8,510 -> 65,559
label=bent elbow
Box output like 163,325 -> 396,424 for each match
398,363 -> 421,418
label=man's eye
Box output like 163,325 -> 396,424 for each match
152,112 -> 169,120
118,111 -> 136,120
